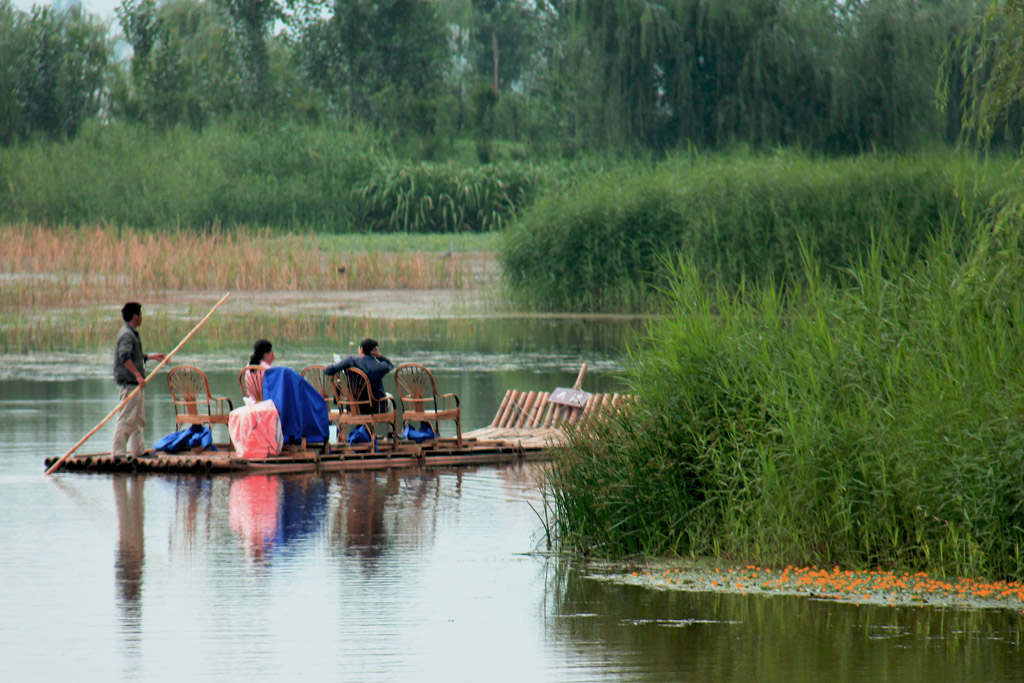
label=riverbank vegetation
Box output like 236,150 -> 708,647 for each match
545,215 -> 1024,580
0,122 -> 574,232
0,223 -> 492,308
501,151 -> 1017,312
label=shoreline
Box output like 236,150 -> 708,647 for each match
586,559 -> 1024,612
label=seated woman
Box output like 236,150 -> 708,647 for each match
245,339 -> 275,400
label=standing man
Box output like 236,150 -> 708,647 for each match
112,302 -> 166,458
325,337 -> 394,404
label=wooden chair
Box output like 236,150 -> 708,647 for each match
167,365 -> 233,435
331,367 -> 397,452
301,364 -> 340,423
238,365 -> 265,402
393,363 -> 461,447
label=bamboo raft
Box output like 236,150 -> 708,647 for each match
43,382 -> 630,476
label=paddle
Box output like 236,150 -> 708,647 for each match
44,292 -> 232,476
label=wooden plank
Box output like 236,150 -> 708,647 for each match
541,400 -> 557,429
490,390 -> 512,428
497,390 -> 520,428
568,395 -> 592,424
514,391 -> 537,429
526,393 -> 548,428
508,390 -> 531,428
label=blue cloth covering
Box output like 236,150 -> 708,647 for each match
154,425 -> 214,452
263,366 -> 329,444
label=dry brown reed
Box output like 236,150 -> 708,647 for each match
0,223 -> 476,310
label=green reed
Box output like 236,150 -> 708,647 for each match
0,120 -> 381,230
0,120 -> 589,233
501,150 -> 1014,312
351,158 -> 566,233
545,217 -> 1024,580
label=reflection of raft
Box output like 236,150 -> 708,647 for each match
44,382 -> 629,476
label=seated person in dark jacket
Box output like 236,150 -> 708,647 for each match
325,338 -> 394,412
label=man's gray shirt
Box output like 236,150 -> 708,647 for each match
113,323 -> 146,387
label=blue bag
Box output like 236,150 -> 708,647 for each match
155,425 -> 215,453
187,426 -> 213,450
346,424 -> 372,445
154,428 -> 196,453
400,421 -> 435,443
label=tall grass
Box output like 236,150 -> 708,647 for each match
0,120 -> 591,232
545,218 -> 1024,580
352,159 -> 557,233
0,224 -> 482,311
0,120 -> 382,230
500,150 -> 1015,312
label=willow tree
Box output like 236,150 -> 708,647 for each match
565,0 -> 977,152
940,0 -> 1024,147
214,0 -> 285,109
829,0 -> 974,152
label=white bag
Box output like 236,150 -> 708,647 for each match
228,399 -> 283,458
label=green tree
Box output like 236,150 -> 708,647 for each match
116,0 -> 188,125
114,0 -> 251,127
941,0 -> 1024,146
299,0 -> 447,125
8,3 -> 110,140
214,0 -> 285,109
470,0 -> 538,91
0,0 -> 26,144
563,0 -> 974,152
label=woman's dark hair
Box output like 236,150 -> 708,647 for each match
249,339 -> 272,366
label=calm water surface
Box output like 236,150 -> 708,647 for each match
1,319 -> 1022,681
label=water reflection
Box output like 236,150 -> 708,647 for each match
334,473 -> 392,564
279,476 -> 329,549
112,474 -> 145,679
113,476 -> 144,630
172,477 -> 213,552
548,565 -> 1024,682
228,475 -> 280,562
11,458 -> 1024,682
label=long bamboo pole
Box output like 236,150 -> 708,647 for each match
44,292 -> 232,476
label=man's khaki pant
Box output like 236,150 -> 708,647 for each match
112,385 -> 146,457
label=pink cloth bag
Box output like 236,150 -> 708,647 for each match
228,400 -> 283,458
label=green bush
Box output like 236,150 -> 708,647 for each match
0,120 -> 596,232
0,119 -> 381,230
350,159 -> 563,233
500,151 -> 1013,312
546,214 -> 1024,579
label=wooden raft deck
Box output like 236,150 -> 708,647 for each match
468,387 -> 631,449
44,388 -> 630,475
